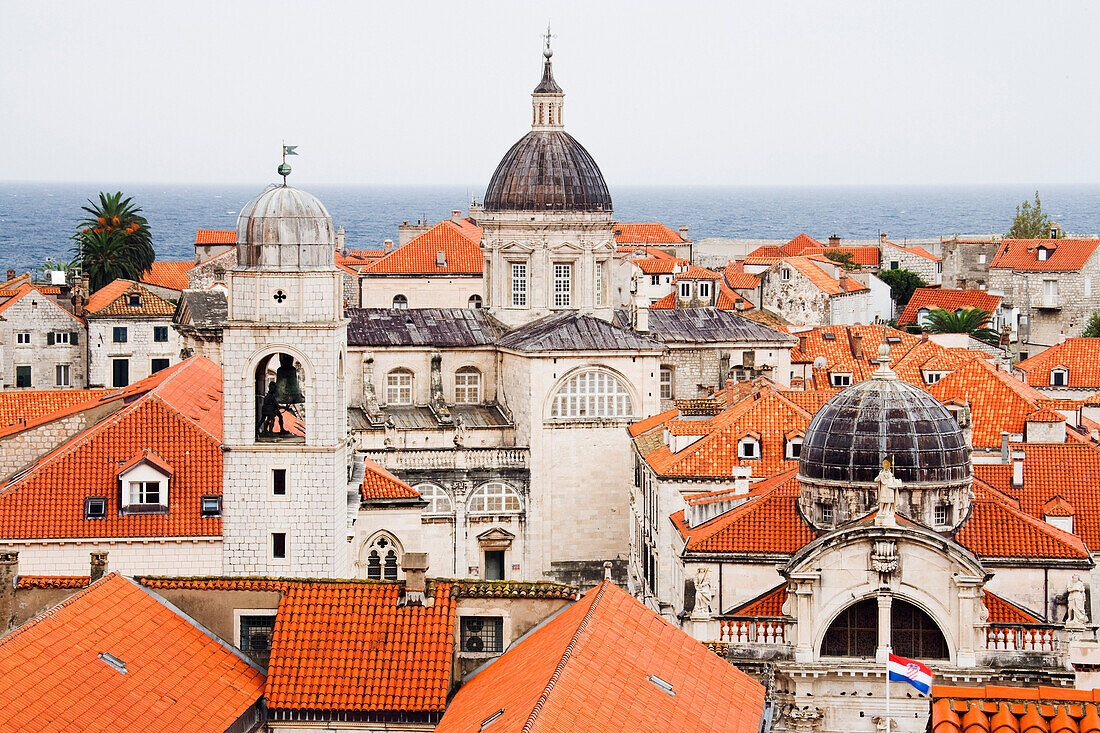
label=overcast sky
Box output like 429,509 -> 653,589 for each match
3,1 -> 1099,187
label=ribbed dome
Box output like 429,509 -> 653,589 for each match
798,377 -> 970,485
236,185 -> 336,269
483,131 -> 612,212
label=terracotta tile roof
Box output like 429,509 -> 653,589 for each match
616,245 -> 676,259
783,256 -> 869,295
0,573 -> 265,733
1044,495 -> 1076,517
976,443 -> 1100,551
362,220 -> 483,276
84,279 -> 175,317
632,257 -> 687,275
266,581 -> 456,713
729,584 -> 788,617
932,685 -> 1100,733
612,222 -> 690,244
1017,338 -> 1100,389
1026,407 -> 1065,422
0,273 -> 30,290
0,388 -> 114,430
0,283 -> 83,321
194,228 -> 236,245
0,356 -> 223,540
991,238 -> 1100,271
801,245 -> 881,267
141,261 -> 194,291
674,265 -> 722,280
436,581 -> 763,733
898,288 -> 1003,326
885,242 -> 940,261
780,233 -> 822,255
982,591 -> 1042,623
360,456 -> 420,500
649,285 -> 748,311
955,486 -> 1090,559
723,260 -> 761,289
628,408 -> 679,438
15,575 -> 89,589
675,470 -> 816,554
744,245 -> 784,266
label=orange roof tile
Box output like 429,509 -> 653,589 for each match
616,245 -> 676,259
0,356 -> 223,540
991,238 -> 1100,271
801,245 -> 881,267
84,279 -> 175,317
360,456 -> 420,500
436,581 -> 763,733
723,261 -> 761,289
783,256 -> 869,295
982,591 -> 1042,624
612,222 -> 690,244
1043,495 -> 1076,517
15,575 -> 89,589
194,228 -> 236,245
0,282 -> 83,322
955,486 -> 1090,559
649,284 -> 748,311
266,581 -> 456,712
0,273 -> 30,290
1026,407 -> 1065,422
898,288 -> 1003,326
0,388 -> 114,430
628,408 -> 679,438
633,257 -> 687,275
0,573 -> 265,733
932,685 -> 1100,733
141,261 -> 194,291
885,242 -> 940,261
780,233 -> 823,255
1017,338 -> 1100,389
674,265 -> 722,280
729,584 -> 788,617
362,220 -> 482,275
744,245 -> 785,266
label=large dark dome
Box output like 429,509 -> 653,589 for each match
483,130 -> 612,212
798,377 -> 970,485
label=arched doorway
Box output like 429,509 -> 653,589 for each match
820,597 -> 948,660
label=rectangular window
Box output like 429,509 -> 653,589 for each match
130,481 -> 160,505
698,281 -> 711,299
594,262 -> 604,306
978,254 -> 987,264
786,440 -> 803,459
239,615 -> 276,652
153,326 -> 168,342
15,366 -> 31,388
15,332 -> 30,345
459,616 -> 503,653
47,331 -> 71,345
455,370 -> 481,404
819,503 -> 834,524
781,269 -> 791,281
273,468 -> 287,496
660,367 -> 673,400
678,281 -> 691,298
127,294 -> 141,307
890,260 -> 900,270
112,327 -> 127,343
55,364 -> 70,387
386,371 -> 413,404
1052,370 -> 1067,387
272,532 -> 287,560
201,495 -> 221,517
151,358 -> 170,374
553,263 -> 572,307
510,262 -> 527,307
1043,279 -> 1059,306
484,550 -> 505,581
650,275 -> 660,286
84,497 -> 107,519
112,359 -> 129,388
831,373 -> 852,387
934,504 -> 950,526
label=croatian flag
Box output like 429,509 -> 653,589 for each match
887,653 -> 933,694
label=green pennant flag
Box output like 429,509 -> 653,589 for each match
283,145 -> 298,156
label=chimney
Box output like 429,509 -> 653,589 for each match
1059,330 -> 1066,344
401,552 -> 429,606
851,332 -> 863,359
839,272 -> 849,292
726,378 -> 735,393
336,226 -> 346,254
436,250 -> 447,268
678,225 -> 689,241
72,291 -> 85,318
1012,451 -> 1024,486
879,233 -> 888,244
90,552 -> 108,583
451,210 -> 462,221
829,234 -> 841,247
798,334 -> 808,353
0,552 -> 16,635
383,239 -> 394,253
1001,432 -> 1010,463
5,270 -> 14,281
921,332 -> 929,342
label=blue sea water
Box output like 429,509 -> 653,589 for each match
2,181 -> 1099,275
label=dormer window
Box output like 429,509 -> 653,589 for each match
738,435 -> 761,460
786,436 -> 803,459
118,450 -> 171,514
924,371 -> 949,385
1037,247 -> 1050,261
1051,368 -> 1068,387
1047,514 -> 1073,533
678,281 -> 691,298
84,497 -> 107,520
830,373 -> 852,387
698,281 -> 711,300
127,294 -> 141,307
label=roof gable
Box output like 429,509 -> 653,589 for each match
85,279 -> 175,317
1017,338 -> 1100,388
612,222 -> 689,244
898,288 -> 1003,326
0,283 -> 83,323
360,456 -> 420,500
141,261 -> 194,291
362,220 -> 483,275
991,238 -> 1100,271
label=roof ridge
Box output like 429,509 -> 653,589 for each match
523,582 -> 609,733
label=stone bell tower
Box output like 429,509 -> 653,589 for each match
221,169 -> 350,578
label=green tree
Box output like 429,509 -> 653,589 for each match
924,307 -> 1000,343
824,249 -> 859,270
71,192 -> 154,292
1006,190 -> 1062,239
877,268 -> 928,311
1084,311 -> 1100,338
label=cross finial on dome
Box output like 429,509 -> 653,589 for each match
543,22 -> 555,58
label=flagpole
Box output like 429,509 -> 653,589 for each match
885,656 -> 890,730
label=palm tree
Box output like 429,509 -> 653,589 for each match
72,192 -> 154,291
924,307 -> 1000,344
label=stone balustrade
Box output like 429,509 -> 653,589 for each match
360,447 -> 529,472
721,617 -> 788,645
984,624 -> 1058,652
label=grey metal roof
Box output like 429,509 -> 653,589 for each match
175,289 -> 227,328
346,308 -> 509,347
533,56 -> 562,94
483,131 -> 611,212
614,308 -> 795,345
496,312 -> 662,352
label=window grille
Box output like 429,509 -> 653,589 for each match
550,370 -> 633,419
553,263 -> 572,307
467,482 -> 522,514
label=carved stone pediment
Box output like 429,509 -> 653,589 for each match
477,527 -> 516,549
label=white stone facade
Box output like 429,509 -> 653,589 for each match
0,294 -> 86,389
87,316 -> 180,388
0,537 -> 222,576
359,275 -> 484,310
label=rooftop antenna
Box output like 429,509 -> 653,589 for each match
279,142 -> 298,185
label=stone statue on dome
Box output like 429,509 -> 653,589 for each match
874,458 -> 902,527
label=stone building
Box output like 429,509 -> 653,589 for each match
760,255 -> 888,325
173,289 -> 227,364
939,235 -> 1001,290
1014,337 -> 1100,398
881,238 -> 942,285
84,279 -> 180,388
0,283 -> 86,389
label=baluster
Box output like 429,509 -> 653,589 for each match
765,622 -> 774,644
996,628 -> 1006,650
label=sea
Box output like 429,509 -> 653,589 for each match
2,181 -> 1100,275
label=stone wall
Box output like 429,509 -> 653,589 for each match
359,276 -> 484,309
761,266 -> 831,325
346,346 -> 499,409
0,295 -> 86,389
0,412 -> 99,480
883,243 -> 941,285
188,248 -> 236,290
989,255 -> 1100,350
0,538 -> 222,576
88,316 -> 180,388
940,237 -> 1000,289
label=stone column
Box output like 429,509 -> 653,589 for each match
453,482 -> 469,578
790,574 -> 818,663
0,552 -> 17,636
954,576 -> 984,666
90,551 -> 108,583
876,592 -> 893,662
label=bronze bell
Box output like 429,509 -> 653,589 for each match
273,354 -> 305,405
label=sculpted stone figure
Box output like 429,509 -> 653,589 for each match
874,459 -> 902,526
694,567 -> 715,615
1067,574 -> 1089,628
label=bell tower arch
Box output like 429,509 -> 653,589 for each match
221,175 -> 349,578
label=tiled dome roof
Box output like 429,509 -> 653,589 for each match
483,131 -> 612,212
799,373 -> 970,485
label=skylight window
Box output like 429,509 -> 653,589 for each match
647,674 -> 675,696
480,709 -> 505,730
98,652 -> 127,674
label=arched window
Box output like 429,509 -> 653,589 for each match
254,352 -> 305,440
467,482 -> 522,515
550,369 -> 634,419
392,294 -> 408,309
468,294 -> 483,309
365,534 -> 401,581
415,483 -> 452,515
455,367 -> 481,404
821,598 -> 948,659
386,369 -> 413,405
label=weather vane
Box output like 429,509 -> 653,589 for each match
278,142 -> 298,185
543,22 -> 555,57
